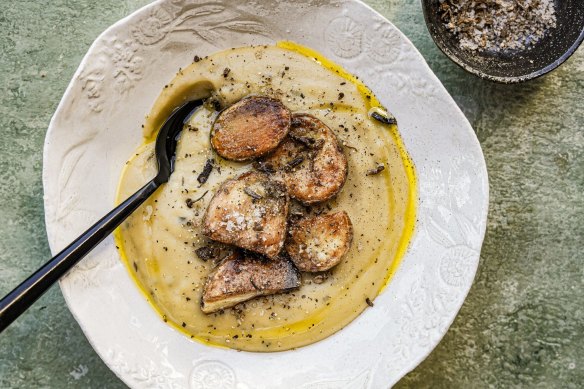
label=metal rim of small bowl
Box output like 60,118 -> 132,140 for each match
422,3 -> 584,84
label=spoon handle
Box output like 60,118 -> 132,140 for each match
0,179 -> 160,333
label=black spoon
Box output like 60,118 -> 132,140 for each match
0,99 -> 204,333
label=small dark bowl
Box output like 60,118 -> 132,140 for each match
422,0 -> 584,83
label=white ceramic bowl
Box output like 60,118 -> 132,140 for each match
42,0 -> 489,387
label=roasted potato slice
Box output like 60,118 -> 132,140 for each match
211,96 -> 292,161
257,114 -> 348,204
202,171 -> 289,259
201,253 -> 301,313
285,211 -> 353,272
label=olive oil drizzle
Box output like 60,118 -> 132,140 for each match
114,43 -> 418,350
276,41 -> 417,294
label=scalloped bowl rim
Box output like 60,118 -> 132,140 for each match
42,0 -> 489,387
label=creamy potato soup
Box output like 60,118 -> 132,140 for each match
115,43 -> 416,351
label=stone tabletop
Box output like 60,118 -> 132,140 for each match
0,1 -> 582,387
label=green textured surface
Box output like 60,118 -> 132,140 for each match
0,0 -> 582,388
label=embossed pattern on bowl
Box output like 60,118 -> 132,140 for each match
42,0 -> 489,387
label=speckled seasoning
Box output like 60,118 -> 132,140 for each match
440,0 -> 557,52
114,43 -> 416,352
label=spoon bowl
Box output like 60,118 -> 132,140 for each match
154,100 -> 203,184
